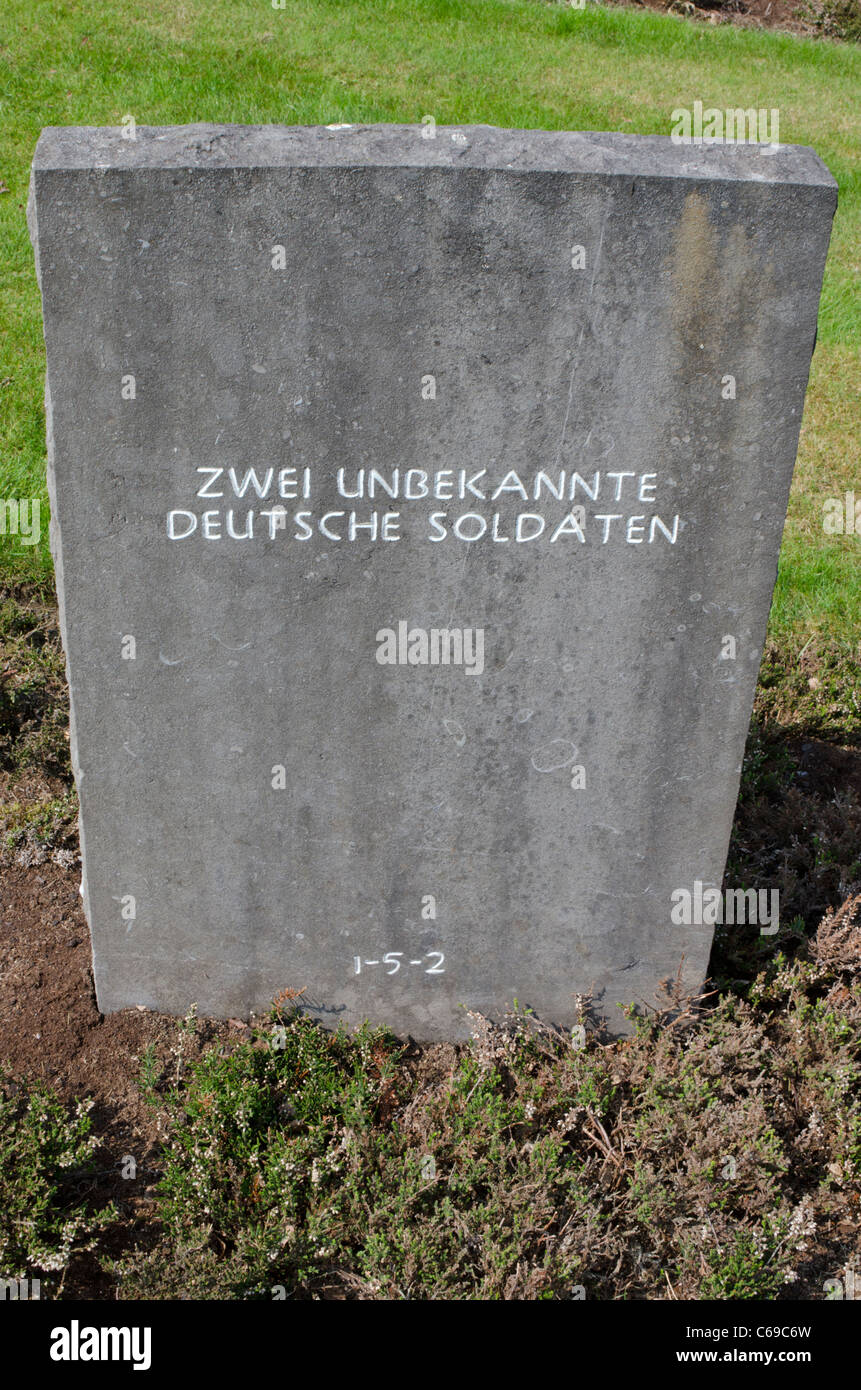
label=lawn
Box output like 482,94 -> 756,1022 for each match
0,0 -> 859,641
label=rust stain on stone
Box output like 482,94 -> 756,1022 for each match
666,190 -> 765,383
668,191 -> 720,356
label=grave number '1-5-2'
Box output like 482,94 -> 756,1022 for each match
354,952 -> 445,976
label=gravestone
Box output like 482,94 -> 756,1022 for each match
28,124 -> 835,1038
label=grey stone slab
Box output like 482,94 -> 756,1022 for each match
28,124 -> 835,1037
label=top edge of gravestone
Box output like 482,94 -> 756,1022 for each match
31,123 -> 835,188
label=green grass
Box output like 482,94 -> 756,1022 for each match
0,0 -> 858,641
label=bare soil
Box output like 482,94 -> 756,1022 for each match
617,0 -> 847,38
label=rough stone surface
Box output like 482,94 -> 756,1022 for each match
28,124 -> 835,1037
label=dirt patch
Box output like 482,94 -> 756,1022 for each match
617,0 -> 855,39
0,853 -> 240,1297
793,736 -> 861,803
